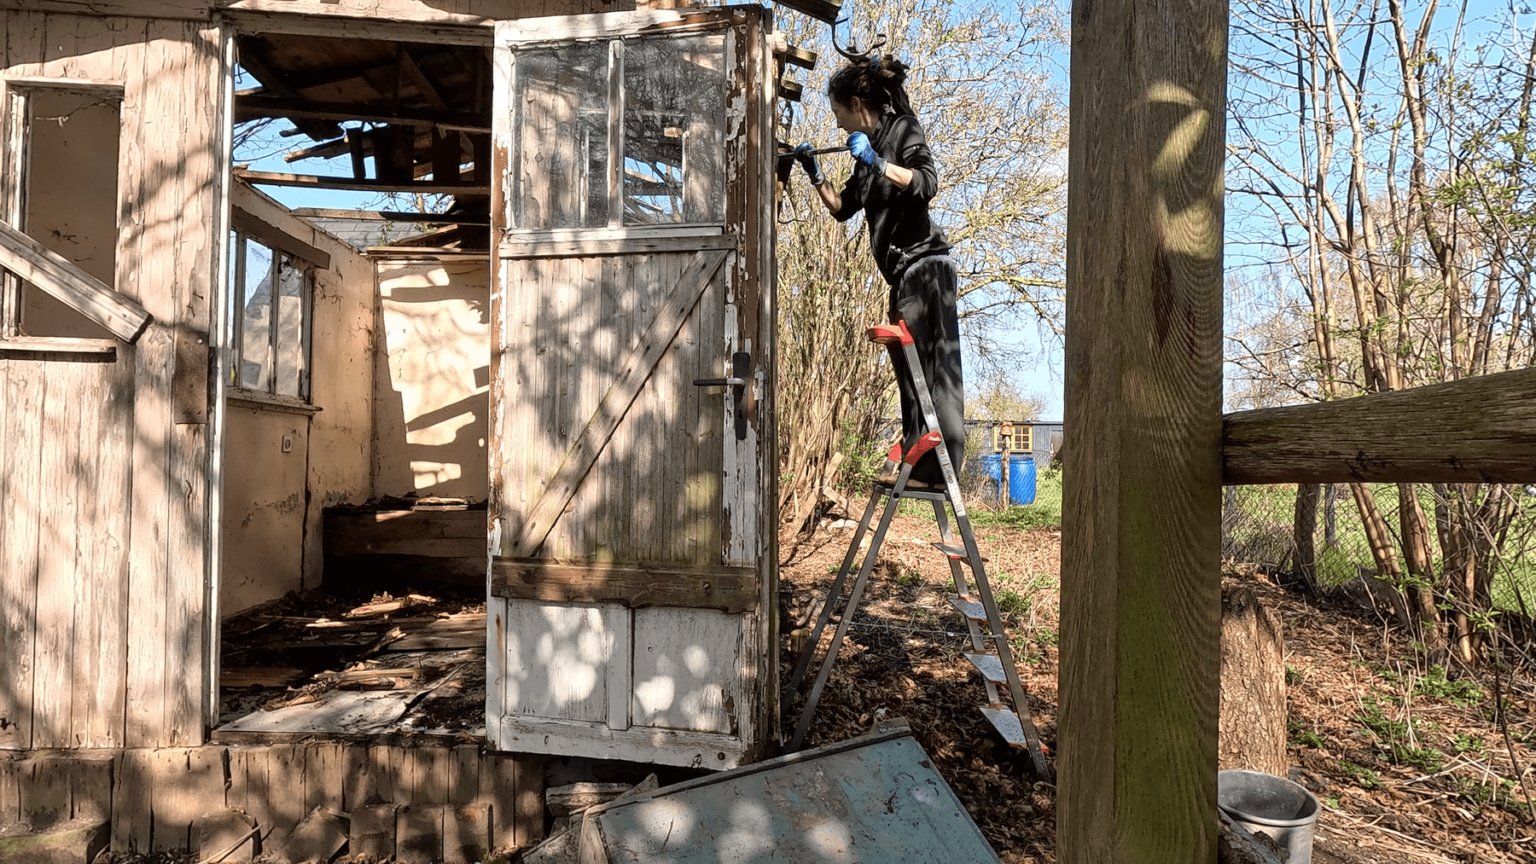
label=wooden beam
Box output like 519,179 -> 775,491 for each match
491,559 -> 758,613
222,4 -> 496,44
0,220 -> 151,344
0,1 -> 206,18
764,0 -> 842,26
771,34 -> 819,70
291,208 -> 489,225
497,234 -> 737,259
1059,0 -> 1226,859
235,96 -> 490,133
234,169 -> 489,196
1223,368 -> 1536,485
231,207 -> 332,270
236,38 -> 343,140
397,49 -> 451,113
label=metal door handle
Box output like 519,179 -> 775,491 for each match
693,351 -> 750,440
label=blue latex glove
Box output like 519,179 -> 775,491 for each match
847,132 -> 888,175
793,142 -> 825,186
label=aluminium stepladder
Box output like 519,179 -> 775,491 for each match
784,321 -> 1050,778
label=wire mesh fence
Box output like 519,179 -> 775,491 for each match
1222,482 -> 1536,616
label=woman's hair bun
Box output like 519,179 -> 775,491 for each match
878,55 -> 910,87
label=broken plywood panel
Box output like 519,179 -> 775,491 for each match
577,723 -> 1000,864
217,690 -> 413,737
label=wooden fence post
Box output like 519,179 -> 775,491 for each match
1059,0 -> 1227,858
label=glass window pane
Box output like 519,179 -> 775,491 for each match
622,33 -> 727,225
274,256 -> 306,398
239,238 -> 274,391
512,43 -> 610,230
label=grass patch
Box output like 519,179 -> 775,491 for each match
1338,760 -> 1382,789
1414,665 -> 1485,707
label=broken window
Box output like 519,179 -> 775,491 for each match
622,34 -> 726,225
511,42 -> 610,230
1,84 -> 122,340
230,229 -> 312,400
508,30 -> 728,233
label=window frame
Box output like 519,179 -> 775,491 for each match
228,227 -> 315,404
0,76 -> 128,350
502,25 -> 733,240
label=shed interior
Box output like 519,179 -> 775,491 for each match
216,24 -> 499,738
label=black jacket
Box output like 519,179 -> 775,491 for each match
832,112 -> 951,286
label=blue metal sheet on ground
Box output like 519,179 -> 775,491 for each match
586,725 -> 1002,863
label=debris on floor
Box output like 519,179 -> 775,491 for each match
217,586 -> 487,736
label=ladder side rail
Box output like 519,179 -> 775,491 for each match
785,486 -> 884,701
789,463 -> 915,750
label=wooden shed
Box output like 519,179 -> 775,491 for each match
0,0 -> 809,855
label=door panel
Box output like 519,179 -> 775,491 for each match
631,608 -> 739,734
499,601 -> 627,723
488,8 -> 773,769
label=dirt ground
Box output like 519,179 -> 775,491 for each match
778,511 -> 1536,863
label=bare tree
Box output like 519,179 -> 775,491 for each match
774,0 -> 1068,529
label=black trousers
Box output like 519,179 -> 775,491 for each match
888,255 -> 964,484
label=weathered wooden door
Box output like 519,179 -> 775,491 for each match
487,7 -> 776,768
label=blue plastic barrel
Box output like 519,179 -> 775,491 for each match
978,453 -> 1004,505
1008,454 -> 1036,505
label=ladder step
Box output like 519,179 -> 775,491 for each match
963,653 -> 1008,683
979,706 -> 1028,748
931,542 -> 987,563
946,594 -> 988,622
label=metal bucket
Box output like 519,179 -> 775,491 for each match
1217,769 -> 1320,864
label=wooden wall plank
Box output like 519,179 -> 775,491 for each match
265,745 -> 306,838
0,362 -> 8,747
122,17 -> 180,750
33,363 -> 81,749
512,754 -> 542,848
111,749 -> 153,853
19,756 -> 71,828
396,804 -> 444,864
449,744 -> 479,806
0,362 -> 41,750
0,9 -> 47,756
478,754 -> 516,853
98,15 -> 149,753
304,743 -> 345,813
0,757 -> 19,823
66,363 -> 104,749
444,804 -> 490,864
152,747 -> 226,852
70,754 -> 115,822
164,20 -> 218,747
341,745 -> 376,811
1058,0 -> 1227,857
409,746 -> 450,805
351,804 -> 398,860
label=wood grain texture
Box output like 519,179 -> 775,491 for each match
0,219 -> 150,342
490,559 -> 757,612
1223,367 -> 1536,484
0,361 -> 42,751
32,362 -> 80,749
508,249 -> 727,558
1059,0 -> 1226,858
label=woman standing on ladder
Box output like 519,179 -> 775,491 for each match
794,53 -> 963,489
